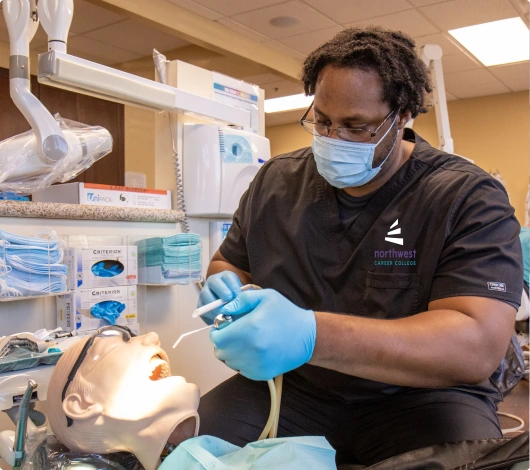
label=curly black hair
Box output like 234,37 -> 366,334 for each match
301,26 -> 432,118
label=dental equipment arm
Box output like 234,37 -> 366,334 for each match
3,0 -> 68,163
406,44 -> 454,154
1,0 -> 112,191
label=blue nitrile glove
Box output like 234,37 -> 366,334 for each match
210,289 -> 316,381
198,271 -> 243,325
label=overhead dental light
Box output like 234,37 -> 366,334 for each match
264,93 -> 313,113
449,17 -> 529,67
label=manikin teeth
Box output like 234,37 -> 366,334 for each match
150,355 -> 170,381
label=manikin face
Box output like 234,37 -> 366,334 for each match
81,332 -> 199,425
49,330 -> 200,470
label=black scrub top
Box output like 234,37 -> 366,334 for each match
220,129 -> 524,403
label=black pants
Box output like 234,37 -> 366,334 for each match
198,373 -> 502,466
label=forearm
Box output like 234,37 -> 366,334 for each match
206,250 -> 252,285
310,302 -> 512,388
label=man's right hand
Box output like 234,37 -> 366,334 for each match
197,271 -> 242,325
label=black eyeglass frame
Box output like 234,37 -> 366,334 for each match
299,101 -> 397,142
61,325 -> 137,427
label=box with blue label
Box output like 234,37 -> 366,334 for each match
66,246 -> 137,289
56,285 -> 138,333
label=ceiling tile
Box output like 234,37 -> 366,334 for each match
419,0 -> 518,31
265,40 -> 307,60
489,62 -> 529,83
69,0 -> 126,35
262,79 -> 304,99
67,36 -> 142,66
193,0 -> 286,17
345,9 -> 439,38
32,45 -> 48,54
441,51 -> 482,73
444,69 -> 510,98
167,0 -> 224,21
503,79 -> 529,92
448,80 -> 510,98
278,26 -> 342,55
445,68 -> 501,86
30,26 -> 50,48
242,73 -> 288,85
229,1 -> 336,40
301,0 -> 412,25
266,108 -> 305,126
216,17 -> 271,43
414,33 -> 464,57
84,19 -> 189,56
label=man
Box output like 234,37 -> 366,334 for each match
197,27 -> 523,466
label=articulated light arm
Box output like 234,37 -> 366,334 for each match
420,44 -> 454,154
3,0 -> 68,162
406,44 -> 454,154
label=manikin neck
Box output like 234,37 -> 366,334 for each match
128,411 -> 199,470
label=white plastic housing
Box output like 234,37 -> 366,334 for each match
38,0 -> 74,53
183,124 -> 270,217
0,126 -> 112,183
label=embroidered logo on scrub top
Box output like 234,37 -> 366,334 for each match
373,219 -> 417,267
385,219 -> 403,245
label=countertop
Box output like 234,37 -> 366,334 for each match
0,200 -> 184,223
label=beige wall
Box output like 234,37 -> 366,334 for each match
265,91 -> 529,224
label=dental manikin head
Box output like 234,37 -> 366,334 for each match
48,327 -> 200,470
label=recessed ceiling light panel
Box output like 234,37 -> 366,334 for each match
449,17 -> 529,67
264,93 -> 313,113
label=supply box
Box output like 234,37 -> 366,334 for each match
66,245 -> 137,289
57,285 -> 138,333
33,183 -> 172,210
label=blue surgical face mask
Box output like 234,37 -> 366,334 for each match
312,113 -> 399,189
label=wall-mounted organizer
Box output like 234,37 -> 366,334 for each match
0,229 -> 69,301
129,233 -> 202,286
57,234 -> 145,335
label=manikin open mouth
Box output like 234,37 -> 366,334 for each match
150,354 -> 170,381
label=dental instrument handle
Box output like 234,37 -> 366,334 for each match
191,298 -> 226,318
191,284 -> 262,319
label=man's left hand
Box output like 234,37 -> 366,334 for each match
210,289 -> 316,381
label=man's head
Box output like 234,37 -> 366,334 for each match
48,329 -> 200,470
301,26 -> 432,120
300,27 -> 432,191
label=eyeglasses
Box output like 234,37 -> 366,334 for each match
299,101 -> 396,142
62,325 -> 137,427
